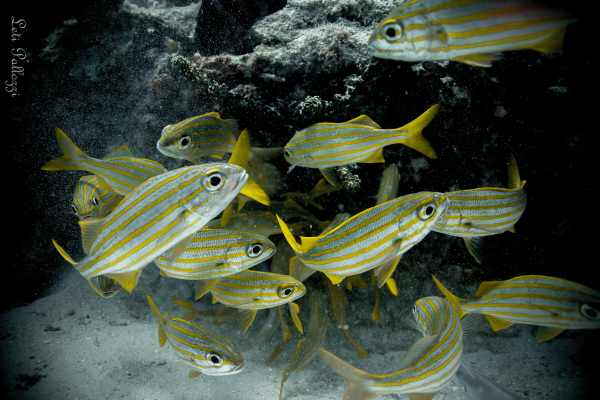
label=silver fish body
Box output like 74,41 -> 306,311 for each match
376,164 -> 400,206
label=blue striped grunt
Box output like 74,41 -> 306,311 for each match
318,296 -> 462,400
277,191 -> 448,287
280,291 -> 328,400
376,164 -> 400,206
433,275 -> 600,342
52,163 -> 248,295
89,275 -> 122,298
42,127 -> 167,196
283,105 -> 439,186
369,0 -> 577,67
146,295 -> 244,377
206,211 -> 283,237
432,154 -> 526,263
71,175 -> 123,220
173,299 -> 250,326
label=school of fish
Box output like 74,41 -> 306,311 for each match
40,1 -> 592,399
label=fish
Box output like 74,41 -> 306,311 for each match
277,191 -> 448,287
280,291 -> 328,400
283,105 -> 438,186
453,362 -> 527,400
173,299 -> 249,325
270,240 -> 303,340
282,178 -> 340,210
203,270 -> 307,333
376,164 -> 400,206
318,296 -> 462,400
433,275 -> 600,342
146,295 -> 245,377
368,0 -> 577,67
205,211 -> 283,237
71,175 -> 123,220
153,229 -> 275,298
42,127 -> 167,196
52,163 -> 248,295
432,154 -> 526,263
89,275 -> 122,298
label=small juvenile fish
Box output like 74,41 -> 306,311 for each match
284,105 -> 438,186
146,295 -> 245,377
52,163 -> 248,295
432,154 -> 526,263
278,192 -> 448,287
376,164 -> 400,206
72,175 -> 123,220
42,127 -> 167,196
433,275 -> 600,342
318,296 -> 462,400
369,0 -> 577,67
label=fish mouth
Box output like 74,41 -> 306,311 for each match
156,143 -> 187,160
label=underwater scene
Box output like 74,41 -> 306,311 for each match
2,0 -> 595,399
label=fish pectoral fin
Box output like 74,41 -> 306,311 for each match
278,306 -> 292,341
361,148 -> 385,163
374,244 -> 402,288
268,341 -> 287,363
240,177 -> 270,205
464,237 -> 484,264
87,278 -> 109,298
172,299 -> 195,311
105,270 -> 142,293
319,167 -> 341,188
453,54 -> 499,67
536,326 -> 564,342
78,217 -> 107,255
221,203 -> 234,227
188,370 -> 202,378
163,233 -> 195,266
289,302 -> 303,334
484,315 -> 514,332
241,310 -> 257,334
346,275 -> 368,290
102,144 -> 133,159
325,273 -> 345,286
397,335 -> 438,370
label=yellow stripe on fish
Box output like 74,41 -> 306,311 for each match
146,295 -> 244,377
376,164 -> 400,206
278,192 -> 448,286
206,211 -> 282,237
369,0 -> 576,67
284,105 -> 438,186
71,175 -> 123,220
318,296 -> 462,400
432,154 -> 526,263
433,275 -> 600,342
42,127 -> 167,196
52,163 -> 248,295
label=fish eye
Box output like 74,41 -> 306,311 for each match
178,136 -> 191,149
284,149 -> 292,158
203,171 -> 225,191
92,197 -> 99,206
418,202 -> 437,221
278,285 -> 295,298
246,243 -> 264,258
383,23 -> 403,41
71,204 -> 78,213
206,352 -> 223,367
580,304 -> 600,320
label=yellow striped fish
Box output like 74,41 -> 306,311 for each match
42,127 -> 167,196
52,163 -> 248,295
369,0 -> 577,67
89,275 -> 122,298
433,275 -> 600,342
280,291 -> 328,400
432,154 -> 526,263
146,295 -> 245,377
376,164 -> 400,206
277,191 -> 448,286
284,105 -> 439,186
283,178 -> 340,210
173,299 -> 249,326
318,296 -> 462,400
71,175 -> 123,220
205,211 -> 282,237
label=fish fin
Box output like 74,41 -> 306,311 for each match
194,277 -> 220,300
41,127 -> 87,171
268,341 -> 288,363
223,118 -> 239,138
372,280 -> 383,326
508,226 -> 516,233
249,146 -> 284,163
317,349 -> 380,400
325,273 -> 345,285
105,270 -> 142,293
102,144 -> 133,159
52,239 -> 79,266
237,197 -> 247,212
453,54 -> 498,67
431,275 -> 468,319
347,275 -> 368,290
374,244 -> 402,288
276,215 -> 318,254
397,335 -> 438,370
464,237 -> 484,264
361,148 -> 385,163
163,233 -> 194,266
342,330 -> 371,359
474,281 -> 503,298
536,326 -> 563,342
87,278 -> 110,298
289,302 -> 303,334
182,310 -> 199,321
408,393 -> 437,400
146,295 -> 167,347
399,104 -> 439,159
278,306 -> 292,341
212,294 -> 218,304
484,315 -> 514,332
241,310 -> 257,334
188,370 -> 202,378
228,128 -> 250,167
240,177 -> 270,205
530,25 -> 571,54
460,312 -> 479,336
78,218 -> 107,254
319,167 -> 341,188
385,278 -> 398,296
221,203 -> 233,227
172,299 -> 195,311
344,115 -> 381,129
158,269 -> 168,277
506,153 -> 523,189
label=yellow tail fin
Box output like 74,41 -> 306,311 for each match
52,239 -> 79,266
276,215 -> 319,255
400,104 -> 439,159
317,349 -> 380,400
431,275 -> 468,319
41,127 -> 88,170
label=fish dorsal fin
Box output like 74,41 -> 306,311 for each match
78,217 -> 107,254
289,302 -> 303,334
163,233 -> 195,266
507,153 -> 522,189
397,335 -> 438,370
325,273 -> 345,285
223,118 -> 239,138
536,326 -> 563,342
172,299 -> 194,311
464,237 -> 484,264
344,115 -> 381,129
361,148 -> 385,163
188,370 -> 202,378
228,128 -> 249,167
484,315 -> 514,332
278,306 -> 292,341
102,144 -> 133,159
105,270 -> 142,293
195,278 -> 221,300
474,281 -> 503,298
319,167 -> 340,188
453,54 -> 498,67
241,310 -> 257,333
374,242 -> 402,288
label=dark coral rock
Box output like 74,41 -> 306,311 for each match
195,0 -> 287,55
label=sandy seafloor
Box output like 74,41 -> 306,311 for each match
1,264 -> 595,400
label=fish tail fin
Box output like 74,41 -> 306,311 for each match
276,214 -> 317,255
507,153 -> 525,189
146,295 -> 168,347
431,275 -> 468,319
41,127 -> 88,170
399,104 -> 439,159
52,239 -> 80,267
318,349 -> 380,400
